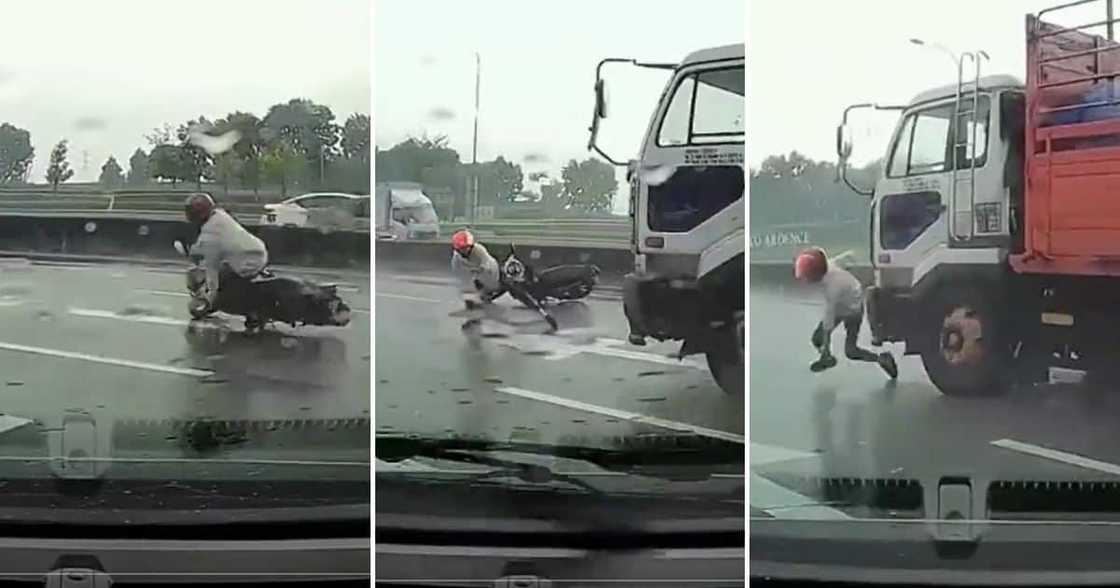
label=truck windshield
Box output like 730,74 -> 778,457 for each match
887,97 -> 990,178
658,67 -> 745,146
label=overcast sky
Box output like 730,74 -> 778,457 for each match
0,0 -> 369,182
374,0 -> 744,214
750,0 -> 1104,168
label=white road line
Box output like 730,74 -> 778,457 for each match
496,335 -> 707,369
138,289 -> 189,298
0,341 -> 212,377
377,292 -> 442,304
992,438 -> 1120,475
68,308 -> 191,327
0,415 -> 32,436
493,386 -> 743,444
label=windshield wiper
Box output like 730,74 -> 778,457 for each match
376,434 -> 743,483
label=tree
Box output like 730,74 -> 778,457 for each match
262,98 -> 342,187
213,152 -> 242,197
127,148 -> 149,185
45,140 -> 75,192
341,113 -> 371,163
477,156 -> 524,206
98,156 -> 124,187
149,144 -> 188,186
214,111 -> 266,194
144,123 -> 176,147
560,158 -> 617,214
0,123 -> 33,184
261,141 -> 305,198
176,117 -> 215,190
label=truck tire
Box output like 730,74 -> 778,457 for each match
707,350 -> 743,394
919,286 -> 1008,396
707,314 -> 744,394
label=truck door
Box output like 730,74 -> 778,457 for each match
636,60 -> 745,272
874,95 -> 998,284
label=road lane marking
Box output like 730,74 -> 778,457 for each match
992,438 -> 1120,475
495,334 -> 707,369
68,308 -> 191,327
139,289 -> 188,298
493,386 -> 743,444
377,292 -> 442,303
0,341 -> 212,377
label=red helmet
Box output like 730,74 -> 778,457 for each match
794,247 -> 828,282
451,229 -> 475,255
184,193 -> 215,225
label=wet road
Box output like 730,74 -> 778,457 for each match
374,266 -> 745,462
0,257 -> 370,467
751,284 -> 1120,519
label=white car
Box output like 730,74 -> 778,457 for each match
260,193 -> 363,228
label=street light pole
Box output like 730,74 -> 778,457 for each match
909,38 -> 958,70
471,52 -> 480,223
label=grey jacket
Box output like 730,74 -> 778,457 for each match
190,209 -> 268,301
450,243 -> 501,295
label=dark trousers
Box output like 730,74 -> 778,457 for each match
812,314 -> 878,362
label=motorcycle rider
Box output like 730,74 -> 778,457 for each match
184,193 -> 269,329
794,247 -> 898,379
450,229 -> 558,332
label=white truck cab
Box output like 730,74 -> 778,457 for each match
837,61 -> 1028,395
588,44 -> 745,393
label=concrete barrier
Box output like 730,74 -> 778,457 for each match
0,215 -> 368,270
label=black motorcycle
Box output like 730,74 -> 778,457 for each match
474,244 -> 599,332
175,240 -> 351,331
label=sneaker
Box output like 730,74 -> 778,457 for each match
810,355 -> 838,372
545,315 -> 559,333
878,352 -> 898,379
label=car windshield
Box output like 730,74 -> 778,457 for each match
750,0 -> 1120,579
0,0 -> 370,526
373,0 -> 745,533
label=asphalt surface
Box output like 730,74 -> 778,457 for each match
0,257 -> 370,469
374,265 -> 745,464
751,282 -> 1120,520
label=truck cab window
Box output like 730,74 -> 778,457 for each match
908,107 -> 952,174
888,99 -> 990,178
692,69 -> 745,142
658,77 -> 695,146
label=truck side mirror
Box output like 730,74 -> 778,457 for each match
836,125 -> 853,160
595,79 -> 609,119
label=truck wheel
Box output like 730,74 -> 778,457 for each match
707,350 -> 743,394
920,287 -> 1008,396
707,315 -> 744,394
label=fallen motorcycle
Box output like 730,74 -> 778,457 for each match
498,244 -> 599,303
174,240 -> 351,331
468,244 -> 598,332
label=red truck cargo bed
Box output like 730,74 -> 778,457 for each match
1011,9 -> 1120,276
